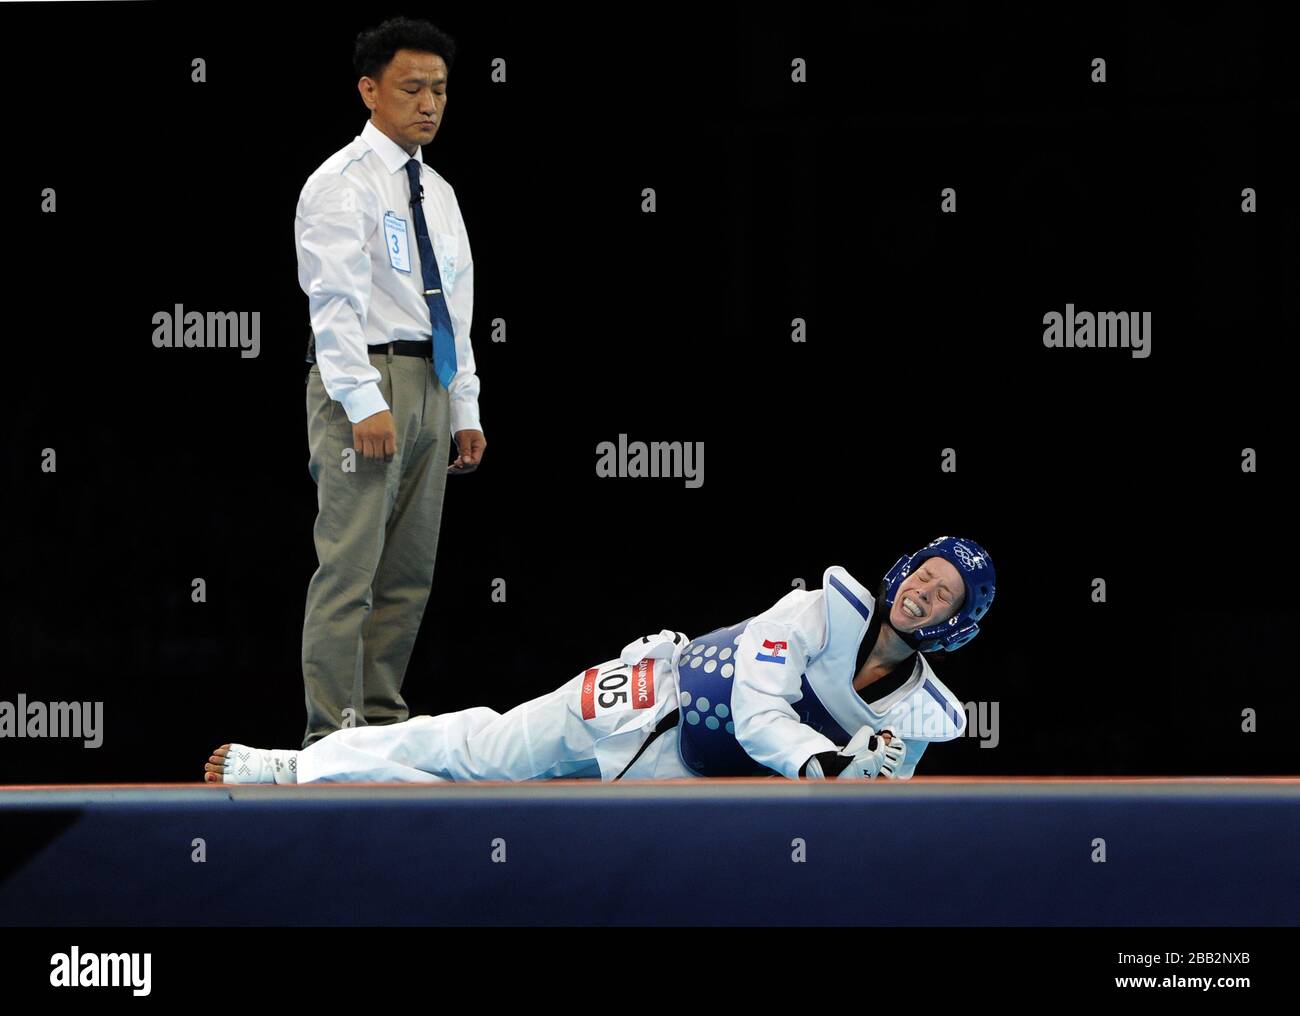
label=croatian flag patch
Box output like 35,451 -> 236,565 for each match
755,639 -> 788,664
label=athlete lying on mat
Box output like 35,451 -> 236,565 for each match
205,536 -> 996,784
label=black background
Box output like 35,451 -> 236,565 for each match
2,1 -> 1294,782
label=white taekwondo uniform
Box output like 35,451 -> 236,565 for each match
295,566 -> 967,783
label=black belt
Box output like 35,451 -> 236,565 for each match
613,709 -> 681,781
304,331 -> 431,364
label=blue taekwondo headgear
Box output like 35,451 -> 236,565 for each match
878,536 -> 996,653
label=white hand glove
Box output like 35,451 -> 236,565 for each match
619,630 -> 690,668
834,724 -> 907,781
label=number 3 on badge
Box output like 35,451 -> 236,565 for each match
383,211 -> 412,273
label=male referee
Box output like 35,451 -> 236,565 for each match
294,17 -> 485,748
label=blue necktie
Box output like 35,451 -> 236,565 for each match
403,158 -> 457,390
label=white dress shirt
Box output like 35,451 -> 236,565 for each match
295,119 -> 481,432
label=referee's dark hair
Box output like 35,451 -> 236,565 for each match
354,17 -> 458,80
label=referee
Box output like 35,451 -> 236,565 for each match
293,17 -> 485,748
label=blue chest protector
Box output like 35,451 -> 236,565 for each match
674,566 -> 967,778
674,619 -> 854,777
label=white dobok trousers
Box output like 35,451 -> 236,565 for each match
296,654 -> 695,783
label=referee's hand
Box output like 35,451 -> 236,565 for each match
449,428 -> 486,472
353,410 -> 397,462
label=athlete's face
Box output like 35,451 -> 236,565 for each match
889,557 -> 965,632
359,49 -> 448,155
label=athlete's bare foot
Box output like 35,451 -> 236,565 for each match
203,744 -> 233,783
204,743 -> 299,784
